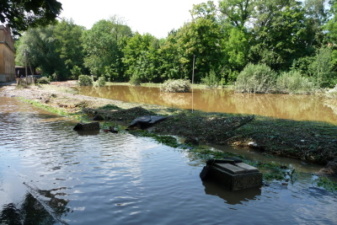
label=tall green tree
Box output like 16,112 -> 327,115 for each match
123,33 -> 160,82
15,20 -> 86,80
249,0 -> 310,70
81,18 -> 132,81
157,31 -> 182,80
219,0 -> 255,29
16,25 -> 65,78
174,1 -> 224,82
53,19 -> 85,79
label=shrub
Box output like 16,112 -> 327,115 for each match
78,75 -> 93,86
95,76 -> 106,87
129,74 -> 141,86
276,71 -> 316,94
160,79 -> 191,93
201,70 -> 220,88
37,76 -> 50,84
235,63 -> 276,93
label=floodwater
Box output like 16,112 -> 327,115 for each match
77,85 -> 337,125
1,96 -> 337,224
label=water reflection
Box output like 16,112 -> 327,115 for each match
202,181 -> 261,205
77,86 -> 337,125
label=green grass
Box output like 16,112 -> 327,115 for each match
18,98 -> 90,122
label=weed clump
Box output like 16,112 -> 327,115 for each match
95,77 -> 106,87
78,75 -> 93,86
37,76 -> 50,84
276,71 -> 316,94
235,63 -> 276,93
161,79 -> 191,93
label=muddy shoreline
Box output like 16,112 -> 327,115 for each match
1,82 -> 336,175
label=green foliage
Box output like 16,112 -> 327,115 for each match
235,63 -> 277,93
309,47 -> 335,87
95,77 -> 106,87
0,0 -> 62,35
98,104 -> 121,110
12,0 -> 337,88
129,74 -> 142,86
316,176 -> 337,192
36,76 -> 50,84
70,65 -> 82,80
78,75 -> 93,86
81,17 -> 132,81
15,20 -> 85,81
201,70 -> 220,88
161,79 -> 191,93
276,71 -> 317,94
123,33 -> 160,82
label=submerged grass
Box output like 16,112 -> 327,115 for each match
18,98 -> 91,122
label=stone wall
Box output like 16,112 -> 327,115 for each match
0,25 -> 15,82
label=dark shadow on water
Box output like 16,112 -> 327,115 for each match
202,180 -> 261,205
75,130 -> 100,136
0,187 -> 69,225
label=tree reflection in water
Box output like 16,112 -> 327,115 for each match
0,187 -> 69,225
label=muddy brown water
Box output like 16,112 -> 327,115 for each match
1,93 -> 337,224
77,86 -> 337,125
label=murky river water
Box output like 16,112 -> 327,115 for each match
1,94 -> 337,224
77,86 -> 337,125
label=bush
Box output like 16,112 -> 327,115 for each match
36,76 -> 50,84
276,71 -> 316,94
78,75 -> 93,86
201,70 -> 220,88
235,63 -> 276,93
161,79 -> 191,93
129,74 -> 141,86
95,76 -> 106,87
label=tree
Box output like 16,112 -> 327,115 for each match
81,18 -> 132,81
15,20 -> 86,80
53,19 -> 86,79
219,0 -> 256,29
15,25 -> 64,78
173,2 -> 224,82
249,0 -> 310,70
0,0 -> 62,35
123,33 -> 160,82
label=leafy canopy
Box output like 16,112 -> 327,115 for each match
0,0 -> 62,35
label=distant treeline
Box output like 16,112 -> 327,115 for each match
15,0 -> 337,89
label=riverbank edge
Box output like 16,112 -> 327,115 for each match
1,82 -> 336,178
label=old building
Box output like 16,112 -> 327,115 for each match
0,25 -> 15,82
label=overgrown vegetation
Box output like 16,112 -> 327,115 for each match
14,0 -> 337,91
276,71 -> 316,94
95,76 -> 106,87
78,75 -> 93,86
235,64 -> 276,93
160,79 -> 191,93
37,77 -> 50,85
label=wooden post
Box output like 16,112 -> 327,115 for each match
24,50 -> 28,84
192,55 -> 195,113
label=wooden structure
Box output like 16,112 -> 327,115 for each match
0,25 -> 15,82
200,159 -> 262,191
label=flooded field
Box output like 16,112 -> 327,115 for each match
77,86 -> 337,125
0,96 -> 337,224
